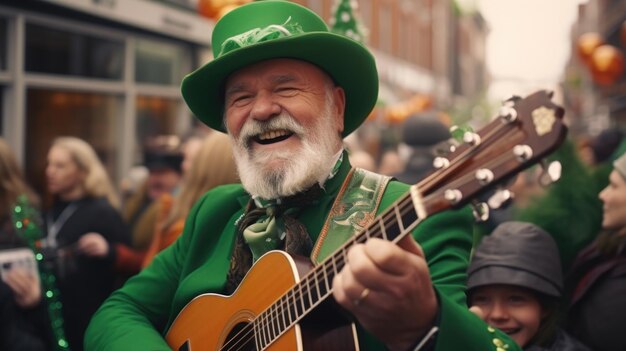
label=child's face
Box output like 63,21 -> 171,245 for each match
469,285 -> 545,347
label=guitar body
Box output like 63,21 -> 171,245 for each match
166,251 -> 358,351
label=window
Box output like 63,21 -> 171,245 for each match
135,39 -> 188,85
25,23 -> 124,79
25,89 -> 122,196
136,95 -> 180,145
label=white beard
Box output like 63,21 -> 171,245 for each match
229,92 -> 341,200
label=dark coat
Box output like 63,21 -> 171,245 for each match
44,197 -> 130,351
525,329 -> 591,351
565,237 -> 626,351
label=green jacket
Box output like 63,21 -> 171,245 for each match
85,157 -> 518,351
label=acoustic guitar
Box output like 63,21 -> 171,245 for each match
166,90 -> 567,351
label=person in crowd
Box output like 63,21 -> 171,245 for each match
378,149 -> 404,176
467,221 -> 590,351
348,149 -> 377,172
578,128 -> 623,168
118,166 -> 148,205
393,112 -> 451,184
564,152 -> 626,351
122,138 -> 184,250
0,137 -> 52,351
179,131 -> 207,176
142,131 -> 239,267
85,2 -> 519,350
85,132 -> 209,275
113,139 -> 184,275
43,136 -> 130,351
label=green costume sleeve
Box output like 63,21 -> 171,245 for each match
84,198 -> 200,351
84,184 -> 246,351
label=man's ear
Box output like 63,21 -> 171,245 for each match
333,86 -> 346,133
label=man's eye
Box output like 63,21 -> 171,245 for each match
231,95 -> 252,105
276,87 -> 297,95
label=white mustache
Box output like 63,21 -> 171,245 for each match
237,114 -> 305,149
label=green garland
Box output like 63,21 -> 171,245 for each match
12,195 -> 70,350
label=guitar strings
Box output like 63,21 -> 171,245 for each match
220,125 -> 523,350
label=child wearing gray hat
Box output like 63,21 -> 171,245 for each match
467,221 -> 590,351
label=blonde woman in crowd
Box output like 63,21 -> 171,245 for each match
142,131 -> 239,267
43,136 -> 129,351
0,137 -> 53,350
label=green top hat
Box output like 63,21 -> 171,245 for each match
181,0 -> 379,137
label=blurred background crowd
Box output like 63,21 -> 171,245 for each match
1,0 -> 626,350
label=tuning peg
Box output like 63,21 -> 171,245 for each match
463,131 -> 481,146
433,140 -> 456,157
444,189 -> 463,205
499,105 -> 518,123
538,160 -> 562,186
475,168 -> 495,185
449,125 -> 474,144
513,144 -> 533,162
433,156 -> 450,169
471,201 -> 490,222
487,189 -> 514,210
502,95 -> 522,104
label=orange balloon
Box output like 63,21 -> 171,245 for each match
216,4 -> 239,19
590,45 -> 624,85
198,0 -> 217,19
198,0 -> 233,19
577,32 -> 604,65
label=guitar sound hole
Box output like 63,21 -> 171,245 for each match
224,322 -> 256,351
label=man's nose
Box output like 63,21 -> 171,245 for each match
250,92 -> 281,121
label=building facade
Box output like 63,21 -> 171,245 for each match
566,0 -> 626,135
1,0 -> 487,196
0,0 -> 212,195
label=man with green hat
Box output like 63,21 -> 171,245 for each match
85,1 -> 519,350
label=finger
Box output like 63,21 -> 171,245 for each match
332,271 -> 376,312
396,235 -> 425,258
343,242 -> 408,293
362,238 -> 426,277
469,305 -> 485,320
4,275 -> 27,295
332,272 -> 350,307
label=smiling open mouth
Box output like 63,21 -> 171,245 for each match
500,327 -> 521,335
253,129 -> 294,145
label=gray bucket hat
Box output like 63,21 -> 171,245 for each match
467,221 -> 563,297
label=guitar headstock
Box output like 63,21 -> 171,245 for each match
416,90 -> 567,218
